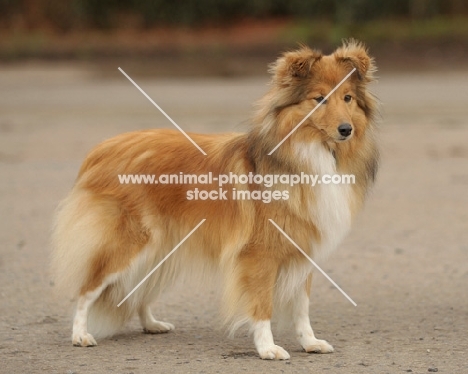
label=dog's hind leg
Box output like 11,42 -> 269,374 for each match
138,305 -> 174,334
293,275 -> 334,354
72,281 -> 109,347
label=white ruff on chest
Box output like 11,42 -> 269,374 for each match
295,142 -> 352,258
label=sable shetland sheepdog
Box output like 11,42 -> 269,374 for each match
51,39 -> 379,360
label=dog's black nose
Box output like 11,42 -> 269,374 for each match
337,123 -> 352,137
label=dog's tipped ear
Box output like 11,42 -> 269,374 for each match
269,46 -> 322,85
334,39 -> 376,82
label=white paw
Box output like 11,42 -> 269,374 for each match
257,344 -> 290,360
302,338 -> 334,354
72,332 -> 97,347
143,321 -> 175,334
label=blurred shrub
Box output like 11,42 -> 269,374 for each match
1,0 -> 468,30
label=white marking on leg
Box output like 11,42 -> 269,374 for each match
138,305 -> 174,334
293,290 -> 334,354
72,285 -> 105,347
252,320 -> 290,360
72,272 -> 121,346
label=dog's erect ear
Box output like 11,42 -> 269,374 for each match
269,46 -> 322,86
334,39 -> 376,82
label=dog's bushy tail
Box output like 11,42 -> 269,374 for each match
50,189 -> 101,298
50,188 -> 135,338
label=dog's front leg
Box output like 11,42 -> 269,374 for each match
293,275 -> 334,353
239,254 -> 290,360
252,319 -> 289,360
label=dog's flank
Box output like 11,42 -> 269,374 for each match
51,39 -> 379,359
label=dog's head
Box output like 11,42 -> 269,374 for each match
267,39 -> 377,144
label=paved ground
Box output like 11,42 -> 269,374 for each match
1,63 -> 468,373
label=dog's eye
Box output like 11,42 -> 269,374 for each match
315,96 -> 326,104
344,95 -> 352,103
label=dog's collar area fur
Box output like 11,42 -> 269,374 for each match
322,142 -> 337,163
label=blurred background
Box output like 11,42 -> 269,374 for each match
1,0 -> 468,73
